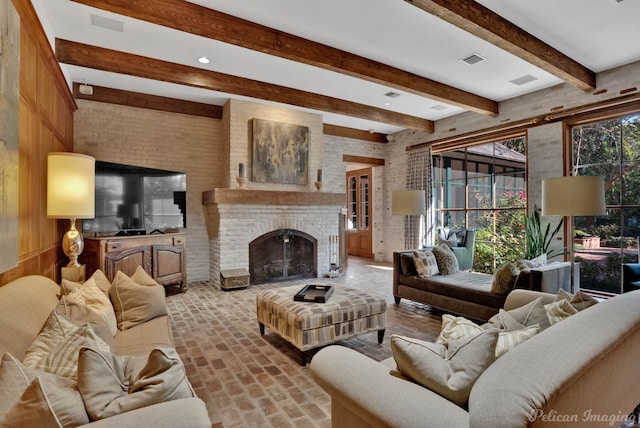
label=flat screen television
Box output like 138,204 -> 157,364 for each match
82,161 -> 186,236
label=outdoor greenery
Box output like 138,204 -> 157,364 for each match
571,113 -> 640,292
434,113 -> 640,293
473,189 -> 527,274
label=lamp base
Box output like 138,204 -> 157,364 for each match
62,218 -> 84,267
314,181 -> 322,192
61,265 -> 86,282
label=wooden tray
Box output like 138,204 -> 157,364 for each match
293,284 -> 334,303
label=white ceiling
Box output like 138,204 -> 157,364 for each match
34,0 -> 640,134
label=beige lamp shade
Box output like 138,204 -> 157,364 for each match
47,152 -> 96,219
392,190 -> 427,215
541,175 -> 606,216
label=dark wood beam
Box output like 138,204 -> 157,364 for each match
73,83 -> 223,118
343,155 -> 386,166
57,39 -> 434,132
323,124 -> 387,143
71,0 -> 497,115
405,0 -> 596,91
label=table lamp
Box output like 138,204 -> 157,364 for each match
392,190 -> 427,249
541,175 -> 606,292
47,152 -> 95,268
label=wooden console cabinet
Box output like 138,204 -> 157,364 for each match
81,233 -> 187,292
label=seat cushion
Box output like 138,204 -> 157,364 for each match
113,316 -> 174,356
399,272 -> 506,309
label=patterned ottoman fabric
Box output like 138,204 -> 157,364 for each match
256,284 -> 387,353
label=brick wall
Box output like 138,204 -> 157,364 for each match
73,100 -> 221,281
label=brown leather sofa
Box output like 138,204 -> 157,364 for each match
393,250 -> 572,321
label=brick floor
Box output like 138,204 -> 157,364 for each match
166,257 -> 443,427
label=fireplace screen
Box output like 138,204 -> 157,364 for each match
249,229 -> 317,284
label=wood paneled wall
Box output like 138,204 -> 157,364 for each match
0,0 -> 77,286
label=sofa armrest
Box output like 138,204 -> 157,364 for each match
504,289 -> 556,311
310,345 -> 469,428
81,398 -> 210,428
531,261 -> 572,293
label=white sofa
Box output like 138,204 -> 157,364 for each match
311,288 -> 640,427
0,274 -> 211,427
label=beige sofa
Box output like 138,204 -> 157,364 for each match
311,288 -> 640,428
394,250 -> 573,321
0,275 -> 210,427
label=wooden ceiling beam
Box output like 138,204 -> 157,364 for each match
56,39 -> 434,132
405,0 -> 596,91
323,124 -> 388,143
73,83 -> 223,118
71,0 -> 497,115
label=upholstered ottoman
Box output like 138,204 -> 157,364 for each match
256,284 -> 387,365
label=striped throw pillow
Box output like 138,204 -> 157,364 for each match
22,311 -> 110,381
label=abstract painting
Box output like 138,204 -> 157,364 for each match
252,119 -> 309,184
0,1 -> 20,274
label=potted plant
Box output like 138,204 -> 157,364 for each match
523,205 -> 564,259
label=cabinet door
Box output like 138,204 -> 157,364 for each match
105,246 -> 152,282
153,245 -> 185,287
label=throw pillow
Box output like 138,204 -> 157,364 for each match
500,296 -> 551,331
77,346 -> 195,420
92,269 -> 113,295
391,330 -> 498,407
431,244 -> 459,275
491,263 -> 519,294
0,353 -> 87,426
554,289 -> 599,311
544,299 -> 578,325
22,311 -> 110,381
436,314 -> 483,344
494,325 -> 540,358
484,309 -> 526,331
56,291 -> 114,350
517,253 -> 548,270
412,250 -> 439,277
0,377 -> 89,428
400,254 -> 418,276
439,314 -> 539,358
60,276 -> 117,337
110,268 -> 168,331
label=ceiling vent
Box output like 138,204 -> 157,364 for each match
384,91 -> 401,98
430,104 -> 448,111
460,53 -> 486,65
90,14 -> 124,32
510,74 -> 538,86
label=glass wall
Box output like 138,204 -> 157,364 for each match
571,113 -> 640,294
433,138 -> 527,273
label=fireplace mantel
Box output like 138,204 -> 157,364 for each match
202,188 -> 345,206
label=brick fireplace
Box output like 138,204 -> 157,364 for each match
203,189 -> 344,288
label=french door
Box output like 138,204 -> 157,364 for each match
346,168 -> 372,258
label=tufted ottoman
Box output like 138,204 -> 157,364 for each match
256,284 -> 387,365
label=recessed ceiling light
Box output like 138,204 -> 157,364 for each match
197,57 -> 210,64
384,101 -> 393,106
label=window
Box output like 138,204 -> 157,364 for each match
570,113 -> 640,294
433,138 -> 527,273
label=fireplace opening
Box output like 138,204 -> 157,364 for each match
249,229 -> 317,284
